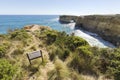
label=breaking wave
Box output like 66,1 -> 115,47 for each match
74,29 -> 115,48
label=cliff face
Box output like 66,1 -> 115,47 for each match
59,15 -> 120,46
75,15 -> 120,46
59,15 -> 78,23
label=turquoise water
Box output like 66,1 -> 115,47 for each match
0,15 -> 72,34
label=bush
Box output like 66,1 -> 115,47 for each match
54,31 -> 68,49
77,46 -> 92,57
70,47 -> 94,74
10,29 -> 31,41
48,45 -> 57,61
62,49 -> 70,60
12,48 -> 24,55
48,58 -> 69,80
65,36 -> 89,51
0,42 -> 10,58
0,34 -> 8,40
70,71 -> 84,80
31,46 -> 37,51
0,46 -> 6,58
46,30 -> 57,45
70,53 -> 84,72
0,59 -> 17,80
90,48 -> 120,79
49,47 -> 70,61
49,48 -> 63,61
103,48 -> 120,80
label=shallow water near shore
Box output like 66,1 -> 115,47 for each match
0,15 -> 115,48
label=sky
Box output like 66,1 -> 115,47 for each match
0,0 -> 120,15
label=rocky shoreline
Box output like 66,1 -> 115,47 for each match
59,15 -> 120,47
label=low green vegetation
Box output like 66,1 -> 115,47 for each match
0,59 -> 17,80
9,29 -> 31,40
0,41 -> 11,58
42,28 -> 120,80
0,26 -> 120,80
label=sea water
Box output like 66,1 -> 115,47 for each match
0,15 -> 73,34
0,15 -> 115,48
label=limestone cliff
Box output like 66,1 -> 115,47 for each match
59,15 -> 120,46
59,15 -> 78,23
75,15 -> 120,46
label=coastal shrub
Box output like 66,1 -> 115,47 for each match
46,30 -> 57,45
31,46 -> 37,51
77,46 -> 92,58
102,48 -> 120,80
48,58 -> 69,80
70,52 -> 84,72
49,46 -> 70,61
48,46 -> 56,61
55,48 -> 64,59
0,59 -> 17,80
70,71 -> 84,80
73,37 -> 89,47
47,45 -> 57,61
0,34 -> 8,40
65,36 -> 89,51
0,42 -> 11,58
49,47 -> 64,61
70,48 -> 94,74
12,48 -> 24,55
0,46 -> 6,58
55,31 -> 68,48
89,48 -> 120,79
57,48 -> 70,61
62,49 -> 70,61
10,29 -> 31,41
49,50 -> 56,61
48,58 -> 84,80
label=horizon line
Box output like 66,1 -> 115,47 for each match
0,13 -> 119,16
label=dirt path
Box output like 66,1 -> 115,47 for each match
27,34 -> 55,80
11,32 -> 55,80
35,49 -> 55,80
12,33 -> 39,80
5,30 -> 55,80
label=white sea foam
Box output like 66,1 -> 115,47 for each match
62,23 -> 76,30
50,18 -> 59,21
74,29 -> 115,48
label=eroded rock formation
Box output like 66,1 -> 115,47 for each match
59,15 -> 120,46
59,15 -> 78,23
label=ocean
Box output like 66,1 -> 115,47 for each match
0,15 -> 115,48
0,15 -> 73,34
